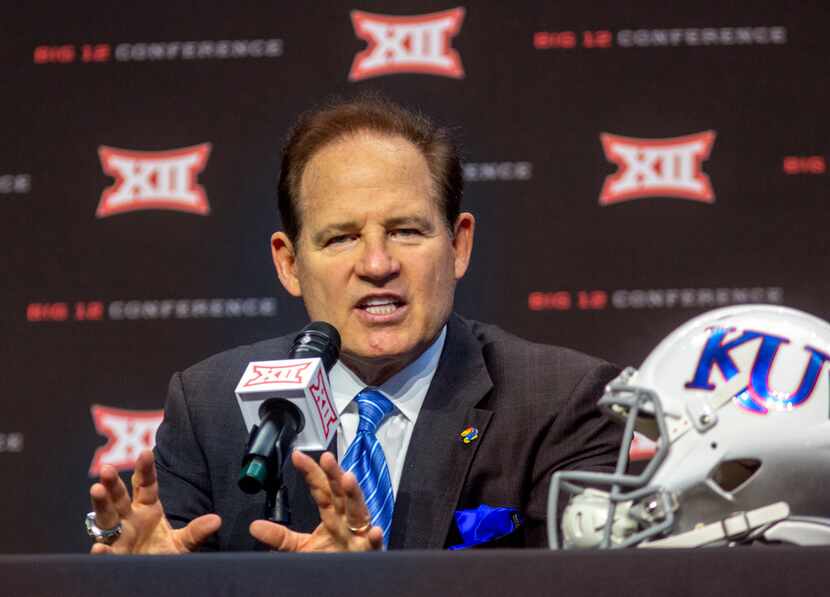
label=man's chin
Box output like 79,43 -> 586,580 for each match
339,335 -> 423,366
338,344 -> 419,386
341,345 -> 412,366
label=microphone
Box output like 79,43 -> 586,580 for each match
236,322 -> 341,496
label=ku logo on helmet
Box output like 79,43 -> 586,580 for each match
685,327 -> 830,415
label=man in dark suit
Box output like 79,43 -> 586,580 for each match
86,95 -> 620,553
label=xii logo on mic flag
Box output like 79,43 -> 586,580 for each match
235,358 -> 338,451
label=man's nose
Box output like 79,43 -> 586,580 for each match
355,236 -> 400,283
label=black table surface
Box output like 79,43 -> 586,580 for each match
3,547 -> 828,597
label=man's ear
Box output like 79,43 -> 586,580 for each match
271,231 -> 302,297
451,212 -> 475,280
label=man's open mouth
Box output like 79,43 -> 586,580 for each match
356,296 -> 406,316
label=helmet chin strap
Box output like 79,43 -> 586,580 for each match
639,502 -> 790,548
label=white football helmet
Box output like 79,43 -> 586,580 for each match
549,305 -> 830,549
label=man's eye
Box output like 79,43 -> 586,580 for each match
391,228 -> 421,238
326,234 -> 355,246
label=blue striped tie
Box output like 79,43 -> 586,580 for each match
340,388 -> 395,546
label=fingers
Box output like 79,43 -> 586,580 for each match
131,450 -> 159,506
173,514 -> 222,552
249,520 -> 302,551
98,464 -> 132,519
88,452 -> 216,555
338,466 -> 372,532
366,526 -> 384,551
319,452 -> 348,513
91,451 -> 154,528
287,450 -> 380,551
90,481 -> 121,531
89,543 -> 113,555
90,460 -> 132,530
300,451 -> 362,535
294,451 -> 373,534
291,451 -> 335,511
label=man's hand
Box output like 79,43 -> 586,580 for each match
88,449 -> 221,555
249,451 -> 384,552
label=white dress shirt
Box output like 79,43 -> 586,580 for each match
328,326 -> 446,496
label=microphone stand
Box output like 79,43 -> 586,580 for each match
265,486 -> 291,525
239,399 -> 303,524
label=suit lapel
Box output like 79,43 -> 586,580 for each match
389,315 -> 493,549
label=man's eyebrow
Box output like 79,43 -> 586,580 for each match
311,222 -> 360,245
311,215 -> 437,245
384,215 -> 435,229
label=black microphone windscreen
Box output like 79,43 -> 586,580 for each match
290,321 -> 341,371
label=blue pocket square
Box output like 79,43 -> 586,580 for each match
448,504 -> 523,550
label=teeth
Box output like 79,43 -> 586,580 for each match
362,297 -> 397,307
358,296 -> 403,316
365,304 -> 397,315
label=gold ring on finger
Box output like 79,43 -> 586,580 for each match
347,521 -> 372,534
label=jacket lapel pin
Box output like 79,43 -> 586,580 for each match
460,426 -> 479,444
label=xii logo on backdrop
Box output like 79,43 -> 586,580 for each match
89,406 -> 164,474
599,131 -> 716,205
349,7 -> 465,80
97,143 -> 211,217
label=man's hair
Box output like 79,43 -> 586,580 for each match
277,94 -> 463,245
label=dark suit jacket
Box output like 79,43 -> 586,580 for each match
154,314 -> 621,550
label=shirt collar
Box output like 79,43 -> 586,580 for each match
329,326 -> 447,422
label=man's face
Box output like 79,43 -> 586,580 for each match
272,132 -> 474,375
